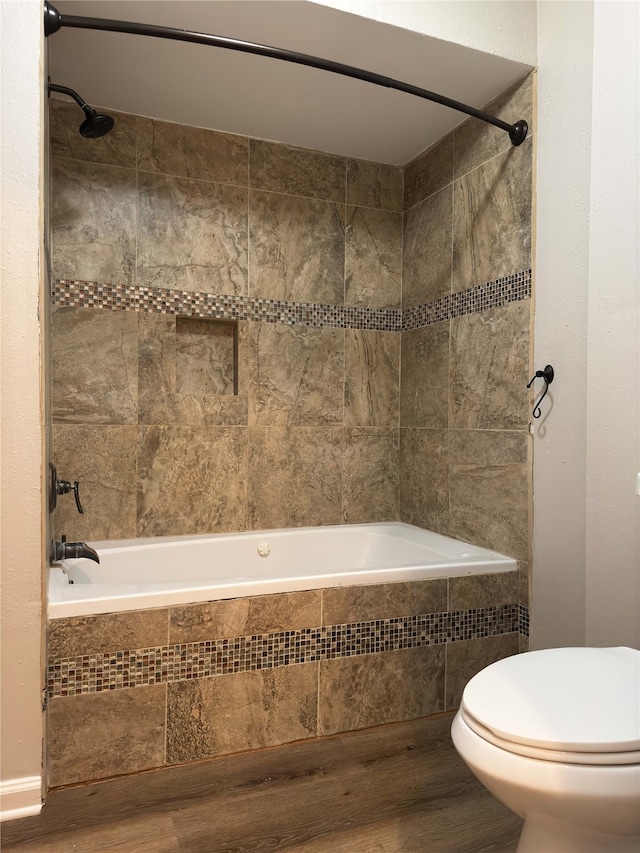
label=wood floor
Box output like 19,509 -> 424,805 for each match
1,713 -> 522,853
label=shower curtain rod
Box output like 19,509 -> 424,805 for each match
43,1 -> 528,147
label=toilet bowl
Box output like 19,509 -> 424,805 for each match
451,646 -> 640,853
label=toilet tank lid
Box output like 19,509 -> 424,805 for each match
461,646 -> 640,753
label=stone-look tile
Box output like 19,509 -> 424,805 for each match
137,426 -> 248,536
169,591 -> 322,644
175,318 -> 236,396
452,141 -> 532,292
445,633 -> 519,711
403,134 -> 453,211
346,159 -> 403,212
138,315 -> 249,426
345,330 -> 399,427
53,425 -> 137,540
166,663 -> 318,763
518,561 -> 530,610
49,610 -> 169,660
249,190 -> 345,303
323,579 -> 447,625
402,186 -> 452,307
342,429 -> 399,524
248,427 -> 342,530
250,140 -> 345,202
449,430 -> 529,562
449,572 -> 518,612
319,646 -> 444,736
450,300 -> 530,430
51,158 -> 136,284
51,307 -> 138,424
137,172 -> 248,294
137,117 -> 249,185
519,634 -> 530,653
344,207 -> 402,308
50,100 -> 137,168
399,429 -> 449,535
247,324 -> 344,426
48,684 -> 166,786
400,322 -> 449,429
454,73 -> 534,180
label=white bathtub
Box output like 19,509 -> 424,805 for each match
47,522 -> 517,619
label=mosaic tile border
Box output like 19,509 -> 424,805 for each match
47,604 -> 519,698
519,603 -> 530,638
51,269 -> 531,332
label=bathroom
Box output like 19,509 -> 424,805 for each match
1,0 -> 638,850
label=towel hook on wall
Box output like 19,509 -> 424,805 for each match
527,365 -> 554,419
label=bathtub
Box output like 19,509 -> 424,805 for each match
47,522 -> 517,619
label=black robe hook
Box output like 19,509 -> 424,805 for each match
527,365 -> 554,419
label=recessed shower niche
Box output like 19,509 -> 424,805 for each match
175,317 -> 238,397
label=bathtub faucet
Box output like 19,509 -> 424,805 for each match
51,535 -> 100,564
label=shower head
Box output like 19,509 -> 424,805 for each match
48,79 -> 115,139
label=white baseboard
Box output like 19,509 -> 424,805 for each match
0,776 -> 42,822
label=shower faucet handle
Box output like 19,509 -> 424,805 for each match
56,478 -> 85,514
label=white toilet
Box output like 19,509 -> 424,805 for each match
451,646 -> 640,853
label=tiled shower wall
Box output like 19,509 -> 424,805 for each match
50,96 -> 403,540
47,75 -> 533,788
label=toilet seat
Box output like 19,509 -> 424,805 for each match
460,646 -> 640,767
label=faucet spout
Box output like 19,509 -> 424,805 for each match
51,537 -> 100,564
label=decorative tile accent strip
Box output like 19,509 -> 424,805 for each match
402,270 -> 532,331
52,270 -> 531,332
519,604 -> 530,638
47,604 -> 518,698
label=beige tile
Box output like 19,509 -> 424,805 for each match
402,186 -> 452,306
138,315 -> 249,426
48,685 -> 166,786
137,117 -> 248,185
169,591 -> 322,644
51,307 -> 138,424
137,425 -> 248,536
454,73 -> 534,180
346,159 -> 403,212
399,429 -> 449,535
249,190 -> 345,303
449,430 -> 529,562
342,428 -> 399,524
449,572 -> 518,612
51,158 -> 136,284
345,330 -> 399,427
445,634 -> 519,710
450,300 -> 531,430
403,134 -> 453,211
175,318 -> 236,396
518,561 -> 531,611
323,579 -> 447,625
250,140 -> 345,201
48,610 -> 169,660
400,322 -> 449,429
248,427 -> 342,530
452,140 -> 532,292
345,206 -> 402,308
318,646 -> 445,735
53,424 -> 137,541
166,664 -> 318,763
247,323 -> 344,426
137,172 -> 248,294
50,100 -> 136,168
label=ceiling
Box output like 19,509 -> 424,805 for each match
48,1 -> 532,166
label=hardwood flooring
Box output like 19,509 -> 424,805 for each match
1,713 -> 522,853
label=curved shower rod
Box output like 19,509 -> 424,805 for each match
43,1 -> 528,147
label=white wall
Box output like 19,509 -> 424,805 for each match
584,0 -> 639,648
313,0 -> 537,65
0,0 -> 45,821
534,0 -> 639,650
